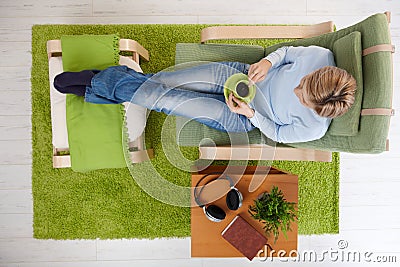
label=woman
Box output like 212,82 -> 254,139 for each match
54,45 -> 356,143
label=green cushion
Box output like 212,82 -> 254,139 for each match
61,34 -> 127,172
328,31 -> 363,136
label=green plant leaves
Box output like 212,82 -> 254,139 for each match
248,186 -> 297,243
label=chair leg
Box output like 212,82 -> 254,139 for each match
129,149 -> 154,163
128,135 -> 154,163
53,146 -> 72,168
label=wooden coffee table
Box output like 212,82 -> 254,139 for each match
191,165 -> 298,258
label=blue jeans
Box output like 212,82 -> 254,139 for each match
85,62 -> 256,133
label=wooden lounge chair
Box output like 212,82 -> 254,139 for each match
175,12 -> 395,162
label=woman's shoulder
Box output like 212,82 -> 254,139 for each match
292,45 -> 335,69
292,107 -> 331,137
288,45 -> 331,53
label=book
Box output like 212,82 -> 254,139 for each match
221,215 -> 267,261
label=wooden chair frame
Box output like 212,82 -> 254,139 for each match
47,39 -> 153,168
197,14 -> 392,162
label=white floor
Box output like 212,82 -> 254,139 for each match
0,0 -> 400,266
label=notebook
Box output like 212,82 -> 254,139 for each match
221,215 -> 267,261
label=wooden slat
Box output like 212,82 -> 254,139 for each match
200,21 -> 334,43
362,44 -> 395,56
361,108 -> 395,116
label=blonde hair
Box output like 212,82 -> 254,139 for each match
302,66 -> 357,118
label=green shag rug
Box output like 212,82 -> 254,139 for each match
31,24 -> 339,239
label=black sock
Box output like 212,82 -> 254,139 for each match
54,70 -> 98,96
55,85 -> 87,96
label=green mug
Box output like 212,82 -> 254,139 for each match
224,73 -> 256,104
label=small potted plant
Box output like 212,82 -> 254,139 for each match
248,186 -> 297,243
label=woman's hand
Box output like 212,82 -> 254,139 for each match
248,58 -> 272,84
226,93 -> 255,118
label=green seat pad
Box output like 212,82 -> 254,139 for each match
175,43 -> 265,146
328,31 -> 363,136
61,34 -> 127,172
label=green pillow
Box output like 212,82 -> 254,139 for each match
329,31 -> 363,136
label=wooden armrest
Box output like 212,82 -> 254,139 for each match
199,145 -> 332,162
46,39 -> 149,63
200,21 -> 334,43
119,39 -> 149,62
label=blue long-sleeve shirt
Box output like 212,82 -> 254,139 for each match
249,46 -> 335,143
